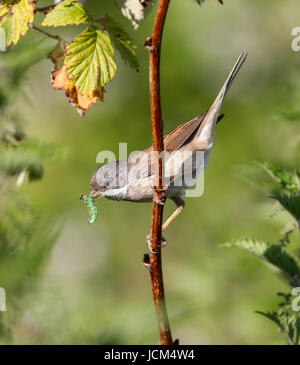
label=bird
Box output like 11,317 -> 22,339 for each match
90,51 -> 247,234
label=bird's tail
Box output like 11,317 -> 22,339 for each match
196,51 -> 247,148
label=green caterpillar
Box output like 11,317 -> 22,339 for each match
80,195 -> 98,224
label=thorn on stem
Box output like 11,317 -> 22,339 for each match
147,234 -> 157,254
143,253 -> 152,272
153,186 -> 167,206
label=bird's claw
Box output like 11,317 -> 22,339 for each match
142,254 -> 152,272
146,233 -> 167,253
146,234 -> 156,254
152,185 -> 168,206
158,235 -> 167,248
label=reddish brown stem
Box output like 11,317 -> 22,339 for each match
34,5 -> 57,13
145,0 -> 173,345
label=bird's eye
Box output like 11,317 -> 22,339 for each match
105,182 -> 110,187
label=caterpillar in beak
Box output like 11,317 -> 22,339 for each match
80,194 -> 98,224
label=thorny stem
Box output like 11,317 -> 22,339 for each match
144,0 -> 173,345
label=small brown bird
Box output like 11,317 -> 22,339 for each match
90,51 -> 247,232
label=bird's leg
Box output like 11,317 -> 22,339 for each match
162,197 -> 185,232
146,233 -> 167,253
152,185 -> 168,206
146,197 -> 184,252
146,186 -> 171,253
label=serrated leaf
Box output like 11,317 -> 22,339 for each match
41,0 -> 88,27
102,15 -> 139,71
256,310 -> 300,345
51,64 -> 104,116
258,162 -> 300,194
0,0 -> 35,46
65,26 -> 117,95
223,239 -> 300,285
0,1 -> 14,17
272,194 -> 300,222
264,244 -> 300,281
223,239 -> 269,258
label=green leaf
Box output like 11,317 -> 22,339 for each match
0,138 -> 62,182
0,1 -> 14,17
256,310 -> 300,345
41,0 -> 89,27
102,15 -> 139,71
264,244 -> 300,282
223,239 -> 300,285
65,26 -> 117,95
258,162 -> 300,194
272,194 -> 300,222
0,0 -> 35,46
223,238 -> 269,258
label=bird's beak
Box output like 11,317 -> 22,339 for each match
90,190 -> 104,198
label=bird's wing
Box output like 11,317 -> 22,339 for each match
164,113 -> 224,152
133,113 -> 225,179
163,112 -> 207,152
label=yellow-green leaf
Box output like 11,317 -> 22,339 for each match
41,0 -> 88,27
102,15 -> 139,71
0,0 -> 35,46
65,26 -> 117,95
0,1 -> 14,17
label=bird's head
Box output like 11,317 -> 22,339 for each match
90,160 -> 128,198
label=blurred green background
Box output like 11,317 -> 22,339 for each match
0,0 -> 300,344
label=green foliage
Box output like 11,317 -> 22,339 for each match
225,163 -> 300,344
256,292 -> 300,346
0,139 -> 62,182
258,162 -> 300,195
272,194 -> 300,223
224,239 -> 300,286
0,41 -> 63,183
102,15 -> 139,72
256,309 -> 300,346
65,26 -> 117,95
223,239 -> 269,258
41,0 -> 89,27
277,73 -> 300,123
0,0 -> 35,46
0,191 -> 60,342
0,0 -> 144,114
0,41 -> 62,342
0,39 -> 55,95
